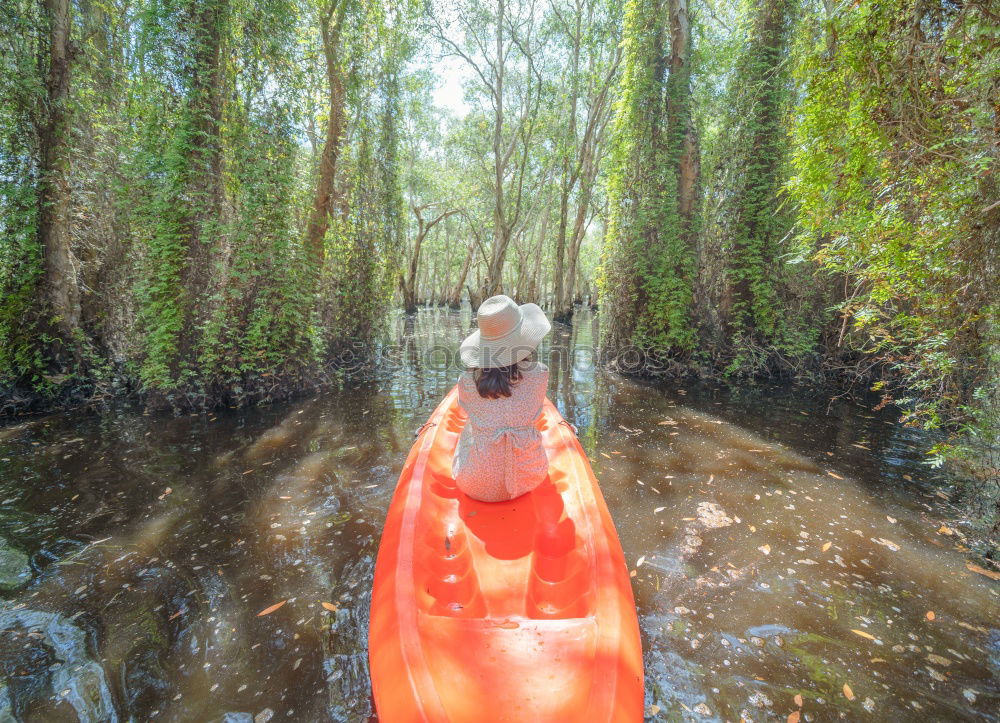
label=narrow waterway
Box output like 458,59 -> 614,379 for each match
0,308 -> 996,722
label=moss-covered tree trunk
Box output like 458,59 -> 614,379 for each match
599,0 -> 697,359
139,0 -> 231,390
305,0 -> 351,272
666,0 -> 698,236
705,0 -> 794,375
180,0 -> 228,353
38,0 -> 81,345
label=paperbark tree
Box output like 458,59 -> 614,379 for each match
305,0 -> 351,271
434,0 -> 546,299
37,0 -> 81,343
401,203 -> 458,313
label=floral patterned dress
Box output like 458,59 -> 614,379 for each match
452,361 -> 550,502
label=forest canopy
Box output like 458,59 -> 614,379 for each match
1,0 -> 997,478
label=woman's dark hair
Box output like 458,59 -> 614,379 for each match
473,363 -> 523,399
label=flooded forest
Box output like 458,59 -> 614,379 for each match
1,0 -> 999,720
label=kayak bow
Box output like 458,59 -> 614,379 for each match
369,387 -> 643,721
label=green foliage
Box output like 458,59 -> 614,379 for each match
787,0 -> 1000,440
134,111 -> 195,390
599,0 -> 696,354
0,0 -> 52,394
2,0 -> 997,484
705,0 -> 823,375
0,0 -> 415,410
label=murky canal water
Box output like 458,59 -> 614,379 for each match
1,308 -> 997,722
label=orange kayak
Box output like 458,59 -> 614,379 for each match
369,387 -> 643,722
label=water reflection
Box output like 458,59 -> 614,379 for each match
0,308 -> 996,722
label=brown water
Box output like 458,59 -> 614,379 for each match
0,308 -> 997,722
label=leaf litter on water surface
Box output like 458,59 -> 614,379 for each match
257,600 -> 287,616
966,561 -> 1000,580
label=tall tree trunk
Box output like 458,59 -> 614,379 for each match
484,230 -> 508,298
447,242 -> 476,308
553,6 -> 582,322
403,204 -> 457,313
531,205 -> 551,304
485,0 -> 507,299
667,0 -> 699,231
305,0 -> 350,270
723,0 -> 790,340
38,0 -> 81,344
181,0 -> 228,348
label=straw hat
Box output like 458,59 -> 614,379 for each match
460,295 -> 551,368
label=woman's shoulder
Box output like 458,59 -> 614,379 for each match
518,360 -> 548,375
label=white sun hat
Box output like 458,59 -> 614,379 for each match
459,294 -> 551,369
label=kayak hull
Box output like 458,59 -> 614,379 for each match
369,388 -> 643,722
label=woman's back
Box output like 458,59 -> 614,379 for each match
453,361 -> 549,502
458,361 -> 548,427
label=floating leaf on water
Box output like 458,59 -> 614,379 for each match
851,629 -> 876,640
827,471 -> 844,480
168,609 -> 185,621
787,712 -> 800,723
957,621 -> 989,633
927,654 -> 951,666
637,556 -> 646,568
966,561 -> 1000,580
843,683 -> 855,701
821,541 -> 833,552
927,667 -> 946,682
925,610 -> 935,621
654,506 -> 666,514
321,602 -> 338,613
758,544 -> 771,555
886,516 -> 897,523
649,704 -> 660,715
937,525 -> 955,535
257,600 -> 287,617
793,694 -> 803,707
871,537 -> 900,552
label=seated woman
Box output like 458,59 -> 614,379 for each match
452,294 -> 551,503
